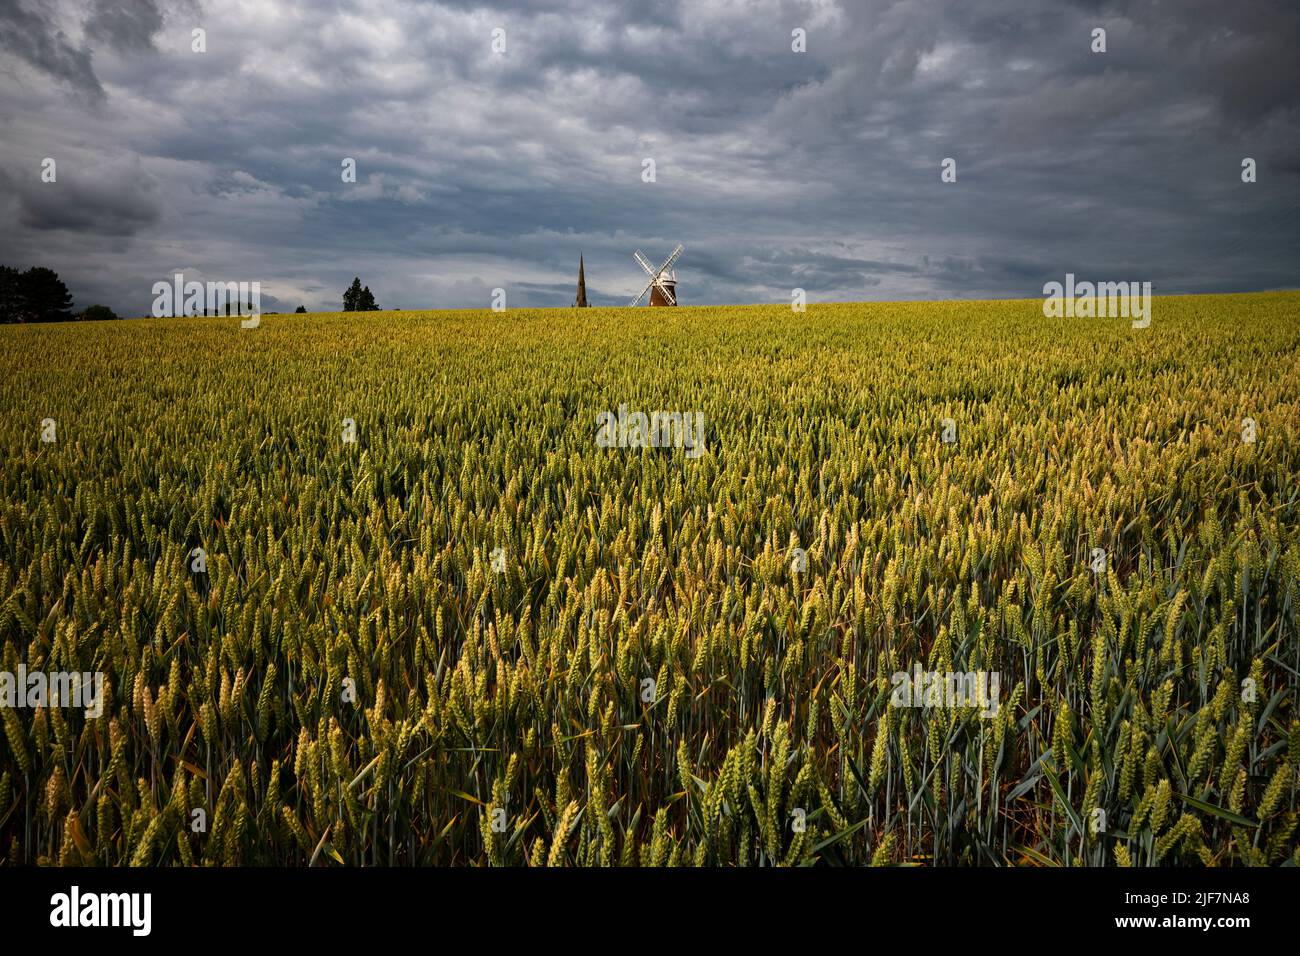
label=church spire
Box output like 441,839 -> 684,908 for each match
574,254 -> 588,307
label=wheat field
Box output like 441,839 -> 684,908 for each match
1,292 -> 1298,866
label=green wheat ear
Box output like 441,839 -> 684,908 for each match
871,831 -> 896,867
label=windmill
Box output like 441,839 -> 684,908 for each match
629,244 -> 683,306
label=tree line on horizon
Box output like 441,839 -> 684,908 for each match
0,265 -> 116,323
1,265 -> 385,322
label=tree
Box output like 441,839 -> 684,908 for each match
0,266 -> 74,322
81,304 -> 118,321
23,267 -> 74,321
343,277 -> 363,311
343,278 -> 380,311
295,305 -> 307,313
0,267 -> 21,323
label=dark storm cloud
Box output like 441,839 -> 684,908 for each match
0,0 -> 1296,316
86,0 -> 164,53
1063,0 -> 1300,126
0,0 -> 103,100
2,158 -> 164,236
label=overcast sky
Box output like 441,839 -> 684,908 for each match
1,0 -> 1297,314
